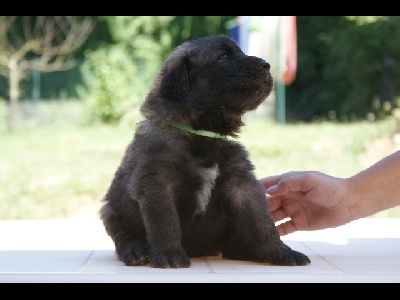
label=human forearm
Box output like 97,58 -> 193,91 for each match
347,150 -> 400,219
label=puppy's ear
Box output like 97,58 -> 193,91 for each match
160,56 -> 190,99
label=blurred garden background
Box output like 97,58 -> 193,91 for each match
1,16 -> 400,220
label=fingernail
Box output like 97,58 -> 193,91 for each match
266,185 -> 277,193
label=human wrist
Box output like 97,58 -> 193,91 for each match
345,175 -> 373,221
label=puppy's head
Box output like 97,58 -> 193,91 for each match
141,35 -> 273,135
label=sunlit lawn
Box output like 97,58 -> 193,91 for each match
1,101 -> 399,219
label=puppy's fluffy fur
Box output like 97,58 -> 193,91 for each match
100,35 -> 311,268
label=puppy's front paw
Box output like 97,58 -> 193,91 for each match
150,249 -> 191,268
267,244 -> 311,266
118,241 -> 150,266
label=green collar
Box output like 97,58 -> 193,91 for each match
165,121 -> 227,139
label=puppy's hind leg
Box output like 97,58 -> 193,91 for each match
220,180 -> 310,266
222,232 -> 310,266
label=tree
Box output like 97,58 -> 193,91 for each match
79,16 -> 235,126
0,16 -> 95,130
78,16 -> 174,125
286,16 -> 400,122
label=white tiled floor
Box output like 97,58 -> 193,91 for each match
1,218 -> 400,283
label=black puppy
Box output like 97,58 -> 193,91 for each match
100,35 -> 311,268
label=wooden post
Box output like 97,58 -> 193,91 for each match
393,108 -> 400,134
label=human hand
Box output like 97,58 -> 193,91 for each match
260,171 -> 352,236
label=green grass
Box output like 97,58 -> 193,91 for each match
1,103 -> 399,219
0,123 -> 134,219
240,119 -> 393,178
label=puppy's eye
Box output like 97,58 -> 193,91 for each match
218,53 -> 228,60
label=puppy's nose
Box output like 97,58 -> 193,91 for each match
260,60 -> 270,71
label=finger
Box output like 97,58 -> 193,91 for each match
276,220 -> 297,236
266,195 -> 281,211
267,196 -> 292,223
260,171 -> 304,188
259,176 -> 283,190
266,174 -> 308,196
271,208 -> 290,223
